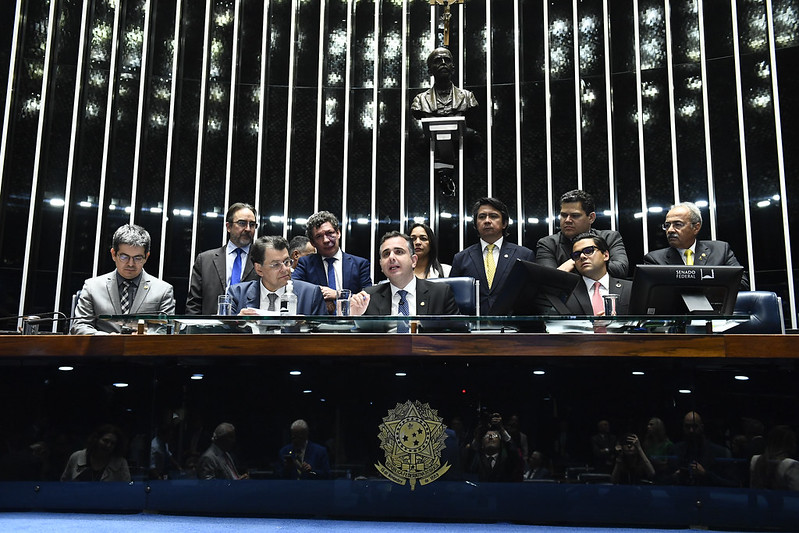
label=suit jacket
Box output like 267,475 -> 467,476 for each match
450,241 -> 535,315
278,441 -> 331,479
536,229 -> 629,279
643,240 -> 749,290
411,85 -> 479,119
292,251 -> 372,303
362,278 -> 459,315
227,279 -> 326,315
564,276 -> 633,315
186,245 -> 259,315
197,443 -> 241,480
71,270 -> 175,334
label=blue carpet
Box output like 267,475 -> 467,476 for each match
0,513 -> 763,533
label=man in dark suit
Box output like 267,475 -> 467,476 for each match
349,231 -> 459,318
71,224 -> 175,334
186,202 -> 260,315
278,419 -> 330,479
644,201 -> 749,289
564,233 -> 632,315
292,210 -> 372,313
536,189 -> 629,279
227,236 -> 325,315
450,197 -> 535,315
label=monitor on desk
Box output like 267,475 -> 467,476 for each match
491,259 -> 582,316
629,264 -> 743,316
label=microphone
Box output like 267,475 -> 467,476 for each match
0,311 -> 70,334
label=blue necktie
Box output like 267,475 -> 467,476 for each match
230,248 -> 243,286
397,289 -> 409,333
326,257 -> 337,290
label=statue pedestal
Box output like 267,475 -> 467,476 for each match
420,117 -> 465,239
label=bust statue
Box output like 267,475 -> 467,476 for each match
411,48 -> 478,120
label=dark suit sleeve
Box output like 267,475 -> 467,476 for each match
643,251 -> 658,265
449,252 -> 465,278
291,256 -> 310,282
185,255 -> 205,315
310,286 -> 326,315
158,284 -> 176,314
720,242 -> 750,290
71,281 -> 98,335
605,231 -> 629,278
535,236 -> 560,269
440,284 -> 460,315
228,284 -> 245,315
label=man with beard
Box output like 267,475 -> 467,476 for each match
644,201 -> 749,289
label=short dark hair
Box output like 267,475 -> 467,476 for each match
305,211 -> 340,240
560,189 -> 595,216
471,197 -> 510,237
112,224 -> 151,254
225,202 -> 257,224
289,235 -> 311,256
572,232 -> 609,253
379,231 -> 414,256
250,235 -> 289,264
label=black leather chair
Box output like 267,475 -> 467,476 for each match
730,290 -> 784,334
426,276 -> 479,315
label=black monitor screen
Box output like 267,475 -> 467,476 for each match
491,259 -> 582,316
629,265 -> 743,315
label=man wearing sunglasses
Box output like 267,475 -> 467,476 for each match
564,233 -> 632,315
228,236 -> 326,316
186,202 -> 261,315
71,224 -> 175,334
644,202 -> 749,289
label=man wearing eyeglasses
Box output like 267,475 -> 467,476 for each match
644,202 -> 749,289
228,236 -> 326,315
71,224 -> 175,334
563,233 -> 632,315
186,202 -> 261,315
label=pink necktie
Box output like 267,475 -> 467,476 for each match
591,281 -> 605,315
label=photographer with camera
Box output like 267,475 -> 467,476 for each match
611,433 -> 655,484
465,411 -> 523,483
669,411 -> 736,487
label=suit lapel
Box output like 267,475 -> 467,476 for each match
245,281 -> 261,309
106,274 -> 122,314
572,281 -> 593,314
416,279 -> 430,315
493,243 -> 517,293
695,241 -> 711,265
665,247 -> 683,265
468,245 -> 487,286
371,283 -> 393,314
129,271 -> 150,313
213,247 -> 227,287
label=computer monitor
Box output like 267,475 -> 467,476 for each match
629,264 -> 743,315
491,259 -> 582,316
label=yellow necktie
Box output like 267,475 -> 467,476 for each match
485,243 -> 496,289
685,249 -> 694,266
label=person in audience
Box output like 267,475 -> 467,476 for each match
149,419 -> 182,480
750,425 -> 799,491
450,197 -> 535,314
349,231 -> 459,319
506,414 -> 529,460
227,236 -> 325,315
466,412 -> 524,482
197,423 -> 248,480
71,224 -> 175,334
186,202 -> 260,315
292,211 -> 372,313
591,419 -> 618,474
566,233 -> 632,315
644,201 -> 749,289
611,432 -> 655,484
289,235 -> 316,270
61,424 -> 130,482
524,451 -> 551,480
642,417 -> 674,483
409,223 -> 451,279
669,411 -> 736,486
536,189 -> 629,278
278,419 -> 330,479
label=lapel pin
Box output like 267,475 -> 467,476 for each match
420,302 -> 425,306
503,254 -> 509,258
615,281 -> 622,288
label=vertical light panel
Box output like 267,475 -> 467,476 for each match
282,0 -> 299,237
399,0 -> 408,229
633,0 -> 650,254
340,0 -> 354,251
313,0 -> 327,213
765,0 -> 796,328
696,0 -> 717,237
255,0 -> 271,218
0,0 -> 24,195
602,0 -> 617,231
428,7 -> 435,228
370,0 -> 380,263
225,0 -> 243,225
572,0 -> 583,189
130,0 -> 154,225
664,0 -> 680,204
484,0 -> 493,195
18,0 -> 59,322
54,0 -> 92,320
544,1 -> 554,234
513,0 -> 522,244
458,2 -> 465,251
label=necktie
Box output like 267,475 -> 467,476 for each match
230,248 -> 243,285
591,281 -> 605,316
485,243 -> 496,289
685,249 -> 694,265
397,289 -> 409,333
267,293 -> 279,311
326,257 -> 337,290
120,280 -> 131,314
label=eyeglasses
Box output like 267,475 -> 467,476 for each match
484,434 -> 501,440
570,246 -> 598,261
116,253 -> 146,264
662,221 -> 687,231
233,220 -> 258,229
264,259 -> 292,270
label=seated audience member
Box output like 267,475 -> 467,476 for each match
568,233 -> 632,315
524,451 -> 551,481
289,235 -> 316,270
536,189 -> 629,278
197,423 -> 248,480
466,412 -> 523,482
669,411 -> 736,487
750,425 -> 799,491
149,420 -> 182,480
450,197 -> 535,314
611,433 -> 655,484
409,223 -> 451,278
349,231 -> 459,322
642,417 -> 674,483
278,419 -> 330,479
292,211 -> 373,313
228,236 -> 326,315
186,202 -> 260,315
644,201 -> 749,289
591,419 -> 618,474
61,424 -> 130,482
71,224 -> 175,334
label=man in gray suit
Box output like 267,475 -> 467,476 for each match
71,224 -> 175,334
186,202 -> 260,314
644,202 -> 749,290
